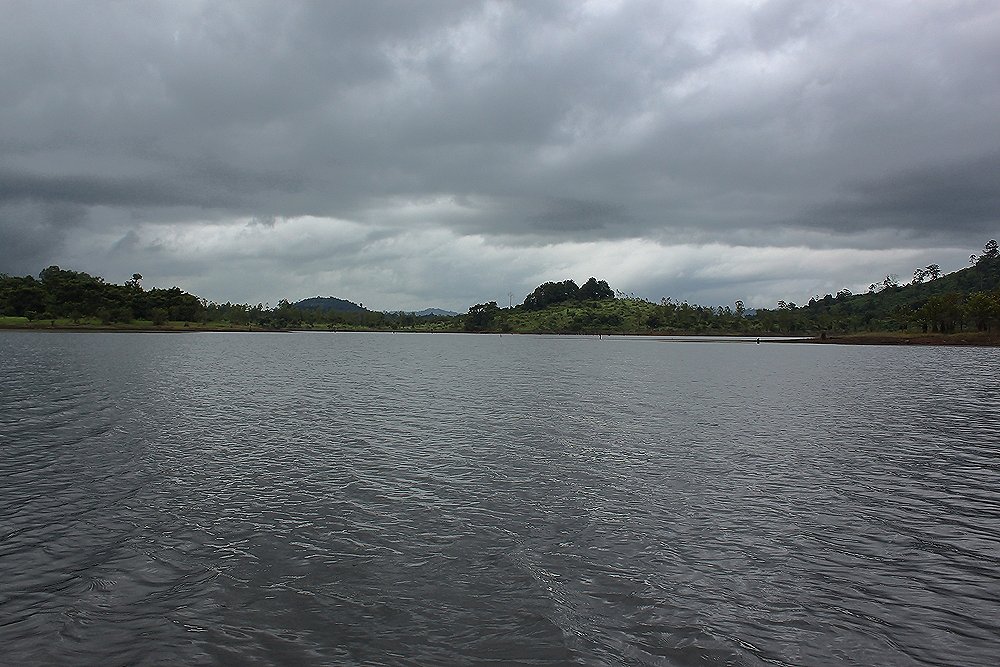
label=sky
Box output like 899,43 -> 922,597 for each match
2,0 -> 999,311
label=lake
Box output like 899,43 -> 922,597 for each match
1,331 -> 998,666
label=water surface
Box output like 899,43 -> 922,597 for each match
2,331 -> 998,665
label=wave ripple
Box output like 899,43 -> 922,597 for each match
2,332 -> 998,666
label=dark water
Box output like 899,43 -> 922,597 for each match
2,331 -> 998,666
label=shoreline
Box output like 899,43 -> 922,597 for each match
783,333 -> 1000,347
3,322 -> 999,346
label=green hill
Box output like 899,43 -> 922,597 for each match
463,277 -> 752,335
757,246 -> 1000,334
460,241 -> 1000,337
295,296 -> 366,313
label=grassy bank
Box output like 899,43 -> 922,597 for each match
793,331 -> 1000,346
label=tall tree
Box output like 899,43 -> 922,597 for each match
465,302 -> 501,331
578,277 -> 614,301
523,280 -> 580,310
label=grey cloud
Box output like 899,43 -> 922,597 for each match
0,170 -> 205,209
0,163 -> 301,211
247,215 -> 278,228
527,199 -> 634,234
799,152 -> 1000,240
0,201 -> 86,275
2,0 -> 999,306
109,229 -> 142,256
749,0 -> 831,50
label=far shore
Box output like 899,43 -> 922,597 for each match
783,332 -> 1000,347
2,320 -> 998,346
0,322 -> 285,334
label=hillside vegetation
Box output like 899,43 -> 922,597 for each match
2,240 -> 998,340
753,241 -> 1000,335
0,267 -> 449,331
465,242 -> 1000,338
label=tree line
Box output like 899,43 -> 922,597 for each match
0,266 -> 450,330
752,239 -> 1000,334
466,277 -> 614,330
4,240 -> 998,335
0,267 -> 201,324
464,240 -> 1000,335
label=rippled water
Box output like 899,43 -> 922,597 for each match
2,331 -> 998,666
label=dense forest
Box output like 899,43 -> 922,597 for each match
2,240 -> 999,339
0,267 -> 451,330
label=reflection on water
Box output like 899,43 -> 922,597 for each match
2,331 -> 998,666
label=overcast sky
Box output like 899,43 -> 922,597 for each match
2,0 -> 999,310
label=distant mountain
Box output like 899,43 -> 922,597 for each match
384,308 -> 459,317
295,296 -> 366,313
413,308 -> 458,317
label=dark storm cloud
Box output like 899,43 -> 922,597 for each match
801,152 -> 1000,239
2,0 -> 999,305
0,170 -> 208,209
0,201 -> 86,275
4,1 -> 998,230
0,164 -> 300,210
528,199 -> 634,234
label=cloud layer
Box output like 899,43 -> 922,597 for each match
2,0 -> 998,309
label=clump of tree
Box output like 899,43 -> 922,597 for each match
970,239 -> 999,265
643,297 -> 750,333
912,264 -> 941,284
522,277 -> 614,310
464,301 -> 502,331
0,266 -> 204,324
964,290 -> 1000,332
869,274 -> 901,293
462,277 -> 621,332
0,265 -> 468,331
